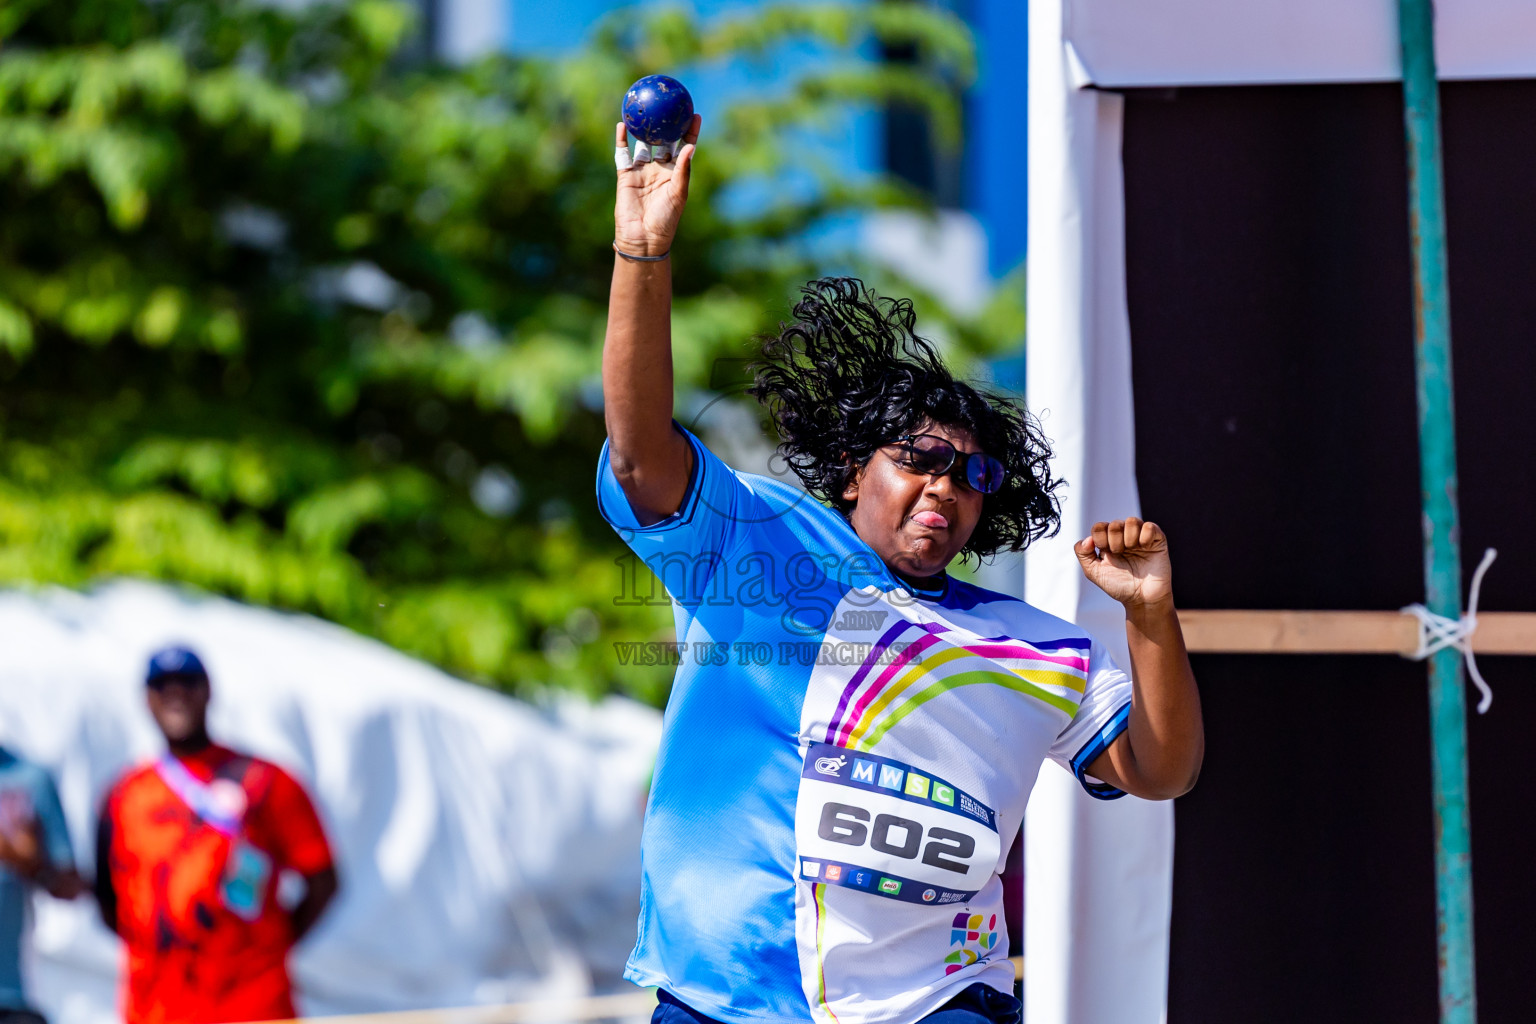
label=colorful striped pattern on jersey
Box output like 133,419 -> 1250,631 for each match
824,621 -> 1092,751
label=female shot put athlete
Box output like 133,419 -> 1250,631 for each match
600,116 -> 1203,1024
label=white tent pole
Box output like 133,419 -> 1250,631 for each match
1023,2 -> 1175,1022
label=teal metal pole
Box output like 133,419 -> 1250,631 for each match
1396,1 -> 1476,1020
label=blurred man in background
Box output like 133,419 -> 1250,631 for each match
95,647 -> 338,1024
0,746 -> 86,1024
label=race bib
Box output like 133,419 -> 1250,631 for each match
795,742 -> 1000,906
221,839 -> 272,921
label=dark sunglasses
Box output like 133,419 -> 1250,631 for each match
885,434 -> 1007,494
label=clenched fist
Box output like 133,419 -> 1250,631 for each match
1074,517 -> 1174,609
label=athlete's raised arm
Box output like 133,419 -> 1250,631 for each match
1076,518 -> 1205,801
602,115 -> 702,526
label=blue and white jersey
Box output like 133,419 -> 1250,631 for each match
598,427 -> 1132,1024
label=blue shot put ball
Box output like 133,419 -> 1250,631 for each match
622,75 -> 694,146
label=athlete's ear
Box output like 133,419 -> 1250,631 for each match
841,457 -> 861,504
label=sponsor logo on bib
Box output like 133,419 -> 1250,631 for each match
814,755 -> 848,777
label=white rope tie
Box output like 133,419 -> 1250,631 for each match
1401,547 -> 1498,714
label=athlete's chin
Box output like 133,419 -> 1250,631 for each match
890,543 -> 954,579
157,711 -> 200,741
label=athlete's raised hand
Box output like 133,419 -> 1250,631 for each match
1076,517 -> 1202,801
614,114 -> 701,257
1074,517 -> 1174,609
603,115 -> 701,526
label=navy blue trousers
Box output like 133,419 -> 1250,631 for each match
652,983 -> 1021,1024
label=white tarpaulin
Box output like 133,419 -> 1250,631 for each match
0,581 -> 660,1024
1022,1 -> 1175,1022
1063,0 -> 1536,88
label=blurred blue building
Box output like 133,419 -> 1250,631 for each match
425,0 -> 1028,304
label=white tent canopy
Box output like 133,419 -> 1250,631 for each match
0,581 -> 659,1024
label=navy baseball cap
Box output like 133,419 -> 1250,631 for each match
145,645 -> 209,685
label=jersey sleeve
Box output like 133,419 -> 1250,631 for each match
1047,637 -> 1134,800
29,766 -> 75,870
262,768 -> 334,876
596,423 -> 756,609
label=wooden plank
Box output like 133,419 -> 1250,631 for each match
1180,610 -> 1412,653
1465,613 -> 1536,653
1178,610 -> 1536,655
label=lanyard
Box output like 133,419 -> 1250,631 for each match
154,755 -> 244,837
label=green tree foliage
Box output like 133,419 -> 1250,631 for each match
0,0 -> 1021,703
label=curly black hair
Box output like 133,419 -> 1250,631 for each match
748,277 -> 1062,559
